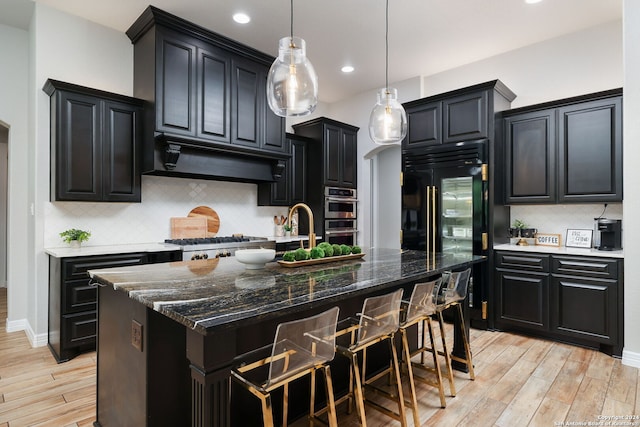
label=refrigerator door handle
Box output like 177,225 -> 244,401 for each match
426,185 -> 437,256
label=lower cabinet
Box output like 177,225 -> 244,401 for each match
48,250 -> 181,362
495,250 -> 623,356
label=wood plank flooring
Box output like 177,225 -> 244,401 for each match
0,287 -> 638,426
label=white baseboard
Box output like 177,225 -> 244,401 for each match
5,318 -> 48,347
622,349 -> 640,368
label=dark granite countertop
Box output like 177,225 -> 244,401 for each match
88,248 -> 485,335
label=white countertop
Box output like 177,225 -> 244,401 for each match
494,243 -> 624,259
44,242 -> 182,258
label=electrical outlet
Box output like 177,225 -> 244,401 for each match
131,320 -> 143,352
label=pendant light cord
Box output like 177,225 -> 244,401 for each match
385,0 -> 389,92
290,0 -> 294,39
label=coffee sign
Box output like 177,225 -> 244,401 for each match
535,233 -> 561,247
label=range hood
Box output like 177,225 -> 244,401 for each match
145,134 -> 288,183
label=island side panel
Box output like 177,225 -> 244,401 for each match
96,285 -> 190,426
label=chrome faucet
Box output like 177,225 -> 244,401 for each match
287,203 -> 316,249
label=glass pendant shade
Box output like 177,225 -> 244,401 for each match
369,88 -> 407,145
267,36 -> 318,117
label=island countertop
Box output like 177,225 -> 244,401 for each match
88,248 -> 485,335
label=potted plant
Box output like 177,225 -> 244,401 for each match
508,219 -> 526,238
283,224 -> 292,237
60,228 -> 91,248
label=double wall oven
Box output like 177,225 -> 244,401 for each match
323,187 -> 358,246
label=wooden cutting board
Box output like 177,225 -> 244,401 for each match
188,206 -> 220,237
170,217 -> 207,239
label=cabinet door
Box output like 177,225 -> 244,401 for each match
324,124 -> 342,186
340,128 -> 357,188
504,110 -> 556,204
557,97 -> 622,202
231,56 -> 261,149
156,31 -> 196,137
550,275 -> 617,344
290,137 -> 307,203
55,91 -> 102,201
443,91 -> 487,143
404,101 -> 441,149
196,45 -> 231,143
496,269 -> 549,331
262,70 -> 286,153
102,100 -> 142,202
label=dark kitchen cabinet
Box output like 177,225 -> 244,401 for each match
501,89 -> 622,204
258,134 -> 309,206
495,250 -> 623,356
48,250 -> 181,362
127,7 -> 287,182
293,117 -> 359,189
403,81 -> 514,151
504,109 -> 556,204
44,79 -> 143,202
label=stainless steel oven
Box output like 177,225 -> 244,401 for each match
324,187 -> 357,219
324,219 -> 358,246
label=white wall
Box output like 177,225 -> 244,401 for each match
0,23 -> 30,333
622,0 -> 640,367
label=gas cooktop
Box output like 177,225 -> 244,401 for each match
165,236 -> 258,246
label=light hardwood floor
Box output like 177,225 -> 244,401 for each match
0,287 -> 638,426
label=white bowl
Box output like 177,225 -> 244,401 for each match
235,248 -> 276,269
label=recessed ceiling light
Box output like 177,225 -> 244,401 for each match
341,65 -> 354,73
525,0 -> 543,4
233,13 -> 251,24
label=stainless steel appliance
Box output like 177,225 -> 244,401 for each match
323,187 -> 358,245
164,236 -> 275,261
324,187 -> 357,219
596,218 -> 622,250
324,218 -> 358,246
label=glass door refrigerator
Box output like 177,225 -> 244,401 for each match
401,140 -> 490,354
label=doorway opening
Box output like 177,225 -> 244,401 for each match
0,123 -> 7,288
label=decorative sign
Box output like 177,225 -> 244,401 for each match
565,229 -> 593,248
535,233 -> 561,247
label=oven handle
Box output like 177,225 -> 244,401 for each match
325,230 -> 358,235
325,197 -> 358,203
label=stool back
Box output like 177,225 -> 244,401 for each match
405,278 -> 441,324
268,306 -> 340,387
440,268 -> 471,305
355,288 -> 403,347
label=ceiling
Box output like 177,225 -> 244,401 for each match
1,0 -> 622,103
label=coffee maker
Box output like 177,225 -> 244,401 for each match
596,218 -> 622,250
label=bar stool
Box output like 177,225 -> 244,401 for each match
326,288 -> 406,427
399,278 -> 448,418
231,306 -> 340,427
434,268 -> 475,396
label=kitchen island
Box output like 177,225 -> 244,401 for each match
89,248 -> 485,427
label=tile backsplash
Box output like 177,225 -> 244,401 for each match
510,203 -> 623,244
44,175 -> 287,248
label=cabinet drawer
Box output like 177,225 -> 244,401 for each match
63,311 -> 97,348
551,256 -> 618,279
495,251 -> 549,272
63,279 -> 97,314
63,254 -> 147,279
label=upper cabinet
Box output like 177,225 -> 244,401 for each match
502,89 -> 622,204
403,80 -> 515,150
257,134 -> 309,206
293,117 -> 359,189
126,6 -> 287,183
44,79 -> 143,203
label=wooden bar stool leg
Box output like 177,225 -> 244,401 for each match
437,311 -> 456,397
457,304 -> 475,380
401,328 -> 421,427
425,317 -> 447,408
350,352 -> 368,427
322,365 -> 339,427
283,382 -> 289,427
309,369 -> 316,427
389,339 -> 408,427
260,393 -> 275,427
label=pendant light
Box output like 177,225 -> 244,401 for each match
368,0 -> 407,145
266,0 -> 318,117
